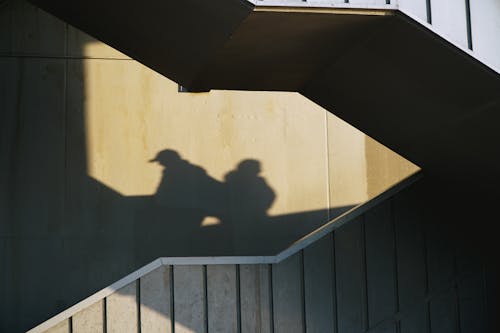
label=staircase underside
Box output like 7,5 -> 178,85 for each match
28,0 -> 500,194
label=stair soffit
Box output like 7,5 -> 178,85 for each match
188,8 -> 396,91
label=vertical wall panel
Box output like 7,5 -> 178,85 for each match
398,0 -> 428,21
430,0 -> 468,48
0,55 -> 67,331
174,265 -> 206,333
140,266 -> 172,333
393,191 -> 427,310
72,300 -> 104,333
44,319 -> 70,333
429,290 -> 456,333
240,264 -> 272,333
0,239 -> 5,330
484,267 -> 499,333
5,58 -> 66,235
5,238 -> 65,331
327,114 -> 367,210
399,305 -> 428,333
426,222 -> 454,293
368,320 -> 396,333
303,233 -> 335,333
0,3 -> 11,54
8,0 -> 66,56
207,265 -> 238,333
272,253 -> 304,333
458,273 -> 486,333
470,0 -> 500,71
455,242 -> 483,277
365,202 -> 396,327
335,216 -> 366,333
106,282 -> 138,333
65,58 -> 93,228
0,58 -> 18,236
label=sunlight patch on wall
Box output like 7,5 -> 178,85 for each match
172,323 -> 196,333
201,216 -> 222,227
84,56 -> 418,218
84,62 -> 331,217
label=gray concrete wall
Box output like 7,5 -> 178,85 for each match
40,179 -> 497,333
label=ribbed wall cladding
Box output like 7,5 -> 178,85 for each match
40,180 -> 493,333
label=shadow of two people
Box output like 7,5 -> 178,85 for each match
137,149 -> 276,258
134,149 -> 352,261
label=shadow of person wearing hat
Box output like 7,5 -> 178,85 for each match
140,149 -> 229,256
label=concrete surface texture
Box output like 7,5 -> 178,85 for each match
71,300 -> 104,332
0,0 -> 418,331
140,266 -> 171,332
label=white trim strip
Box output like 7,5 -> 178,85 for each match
27,170 -> 421,333
248,0 -> 398,11
253,6 -> 395,16
160,256 -> 276,266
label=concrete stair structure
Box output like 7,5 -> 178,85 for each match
3,0 -> 499,331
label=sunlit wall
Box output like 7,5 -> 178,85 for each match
80,38 -> 417,217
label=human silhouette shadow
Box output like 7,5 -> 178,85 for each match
150,149 -> 225,219
137,151 -> 284,259
225,159 -> 275,218
134,149 -> 349,260
224,159 -> 276,252
136,149 -> 230,260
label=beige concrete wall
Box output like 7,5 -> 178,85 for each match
82,56 -> 331,217
81,39 -> 417,216
327,116 -> 368,208
365,136 -> 419,199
